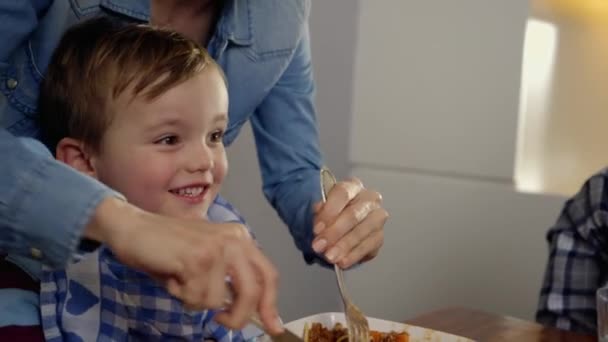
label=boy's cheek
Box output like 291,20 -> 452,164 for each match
215,153 -> 229,184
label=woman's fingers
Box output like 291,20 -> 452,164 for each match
312,178 -> 387,266
313,177 -> 364,234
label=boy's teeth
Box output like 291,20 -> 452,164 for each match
175,187 -> 204,197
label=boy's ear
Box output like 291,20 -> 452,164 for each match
55,137 -> 98,178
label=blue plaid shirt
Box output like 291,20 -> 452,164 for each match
40,196 -> 260,341
536,168 -> 608,334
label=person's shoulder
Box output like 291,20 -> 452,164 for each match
584,167 -> 608,191
569,167 -> 608,211
551,168 -> 608,231
595,167 -> 608,178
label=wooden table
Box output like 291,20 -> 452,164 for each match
405,307 -> 596,342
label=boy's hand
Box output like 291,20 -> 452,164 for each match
311,177 -> 388,269
84,197 -> 284,335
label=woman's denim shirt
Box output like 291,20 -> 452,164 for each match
0,0 -> 323,268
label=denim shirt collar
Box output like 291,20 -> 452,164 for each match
100,0 -> 150,22
99,0 -> 253,46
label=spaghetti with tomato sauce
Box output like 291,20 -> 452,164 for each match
304,322 -> 409,342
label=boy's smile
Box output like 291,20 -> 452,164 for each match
169,183 -> 210,204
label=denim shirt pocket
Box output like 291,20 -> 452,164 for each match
1,0 -> 99,139
241,0 -> 304,63
244,45 -> 295,63
0,46 -> 42,139
241,31 -> 297,64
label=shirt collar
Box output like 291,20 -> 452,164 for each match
98,0 -> 253,46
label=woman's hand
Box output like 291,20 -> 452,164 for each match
84,197 -> 283,335
311,177 -> 388,269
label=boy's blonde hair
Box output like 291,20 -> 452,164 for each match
39,16 -> 224,153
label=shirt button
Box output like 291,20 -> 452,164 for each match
30,247 -> 42,259
6,78 -> 18,90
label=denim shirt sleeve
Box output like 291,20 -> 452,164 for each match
249,23 -> 328,265
0,129 -> 120,268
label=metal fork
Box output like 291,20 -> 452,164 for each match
320,167 -> 370,342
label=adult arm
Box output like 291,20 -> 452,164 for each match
251,17 -> 386,268
250,19 -> 324,264
0,130 -> 118,266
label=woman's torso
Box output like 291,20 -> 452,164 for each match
0,0 -> 308,146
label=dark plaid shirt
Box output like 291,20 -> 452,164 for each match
536,168 -> 608,334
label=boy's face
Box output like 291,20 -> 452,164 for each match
91,68 -> 228,219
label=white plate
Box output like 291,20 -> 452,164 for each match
259,312 -> 475,342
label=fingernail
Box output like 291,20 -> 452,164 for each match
314,222 -> 325,234
275,315 -> 284,331
326,248 -> 339,262
312,239 -> 327,253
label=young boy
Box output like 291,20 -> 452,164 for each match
32,17 -> 259,341
536,168 -> 608,335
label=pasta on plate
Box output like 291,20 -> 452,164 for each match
303,322 -> 409,342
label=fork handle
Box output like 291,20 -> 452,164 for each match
334,264 -> 350,302
320,168 -> 350,301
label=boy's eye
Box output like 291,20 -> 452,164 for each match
210,130 -> 225,143
156,135 -> 180,145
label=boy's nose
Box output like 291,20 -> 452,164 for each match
185,143 -> 214,172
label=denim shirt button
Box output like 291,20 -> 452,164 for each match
6,78 -> 18,90
30,247 -> 43,259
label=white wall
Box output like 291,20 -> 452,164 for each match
311,0 -> 361,180
516,2 -> 608,196
220,1 -> 360,321
348,0 -> 569,322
